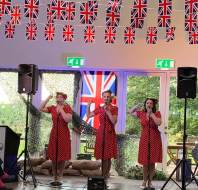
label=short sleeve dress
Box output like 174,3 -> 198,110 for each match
47,104 -> 72,161
93,104 -> 118,160
136,111 -> 162,165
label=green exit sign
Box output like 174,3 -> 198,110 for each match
156,59 -> 175,69
66,57 -> 85,67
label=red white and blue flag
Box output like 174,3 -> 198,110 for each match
166,26 -> 175,42
26,20 -> 37,40
185,12 -> 197,31
65,1 -> 75,20
124,27 -> 135,44
50,0 -> 66,20
185,0 -> 198,16
24,0 -> 39,19
0,0 -> 11,15
158,0 -> 172,27
80,71 -> 117,129
80,0 -> 98,24
106,5 -> 121,27
188,28 -> 198,44
10,6 -> 21,25
84,25 -> 95,43
146,27 -> 157,44
105,26 -> 116,43
45,23 -> 55,41
5,21 -> 15,38
63,24 -> 74,42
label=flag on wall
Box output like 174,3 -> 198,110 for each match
24,0 -> 39,19
47,4 -> 55,22
185,0 -> 198,16
5,21 -> 15,38
157,0 -> 172,27
188,29 -> 198,44
0,0 -> 11,15
80,71 -> 117,129
10,6 -> 21,25
26,21 -> 37,40
124,26 -> 135,44
45,23 -> 55,41
80,1 -> 98,24
185,13 -> 197,31
105,26 -> 116,43
166,26 -> 175,42
146,27 -> 157,44
63,24 -> 74,42
50,0 -> 66,20
65,1 -> 76,20
106,5 -> 121,26
131,0 -> 147,29
84,25 -> 95,43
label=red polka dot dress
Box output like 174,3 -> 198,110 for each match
136,111 -> 162,165
47,105 -> 72,161
93,104 -> 118,160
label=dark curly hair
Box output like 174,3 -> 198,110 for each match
143,98 -> 158,113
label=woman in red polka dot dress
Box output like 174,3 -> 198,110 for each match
39,92 -> 72,182
129,98 -> 162,189
86,90 -> 118,179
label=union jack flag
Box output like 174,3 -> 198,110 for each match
47,4 -> 55,23
105,26 -> 116,43
24,0 -> 39,19
26,21 -> 37,40
131,17 -> 144,28
185,13 -> 197,31
5,21 -> 15,38
188,28 -> 198,44
107,0 -> 122,12
146,27 -> 157,44
158,0 -> 172,27
80,71 -> 117,129
63,25 -> 74,42
166,26 -> 175,42
10,6 -> 21,25
65,1 -> 75,20
124,27 -> 135,44
84,25 -> 95,43
45,23 -> 55,41
185,0 -> 198,16
106,6 -> 121,26
0,0 -> 11,14
80,1 -> 98,24
131,0 -> 147,18
50,0 -> 67,20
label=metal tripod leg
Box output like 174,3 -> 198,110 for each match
185,162 -> 198,187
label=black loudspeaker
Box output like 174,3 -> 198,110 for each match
177,67 -> 197,99
18,64 -> 38,94
87,176 -> 105,190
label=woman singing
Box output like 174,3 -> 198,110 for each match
39,92 -> 72,182
128,98 -> 162,189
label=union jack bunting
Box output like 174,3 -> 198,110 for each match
185,0 -> 198,16
65,1 -> 75,20
124,27 -> 135,44
10,6 -> 21,25
158,0 -> 172,27
107,0 -> 122,12
131,0 -> 147,19
166,26 -> 175,42
106,6 -> 121,27
0,0 -> 11,14
50,0 -> 66,20
185,13 -> 197,31
105,26 -> 116,43
63,25 -> 74,42
47,4 -> 55,23
24,0 -> 39,19
26,21 -> 37,40
84,25 -> 95,43
80,1 -> 98,24
5,21 -> 15,38
131,17 -> 144,28
188,29 -> 198,44
146,27 -> 157,44
80,71 -> 117,129
45,23 -> 55,41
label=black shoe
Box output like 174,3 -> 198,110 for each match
0,187 -> 13,190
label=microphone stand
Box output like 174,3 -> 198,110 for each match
144,113 -> 155,190
50,113 -> 62,187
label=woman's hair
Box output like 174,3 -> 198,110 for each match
143,98 -> 158,113
56,92 -> 67,100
